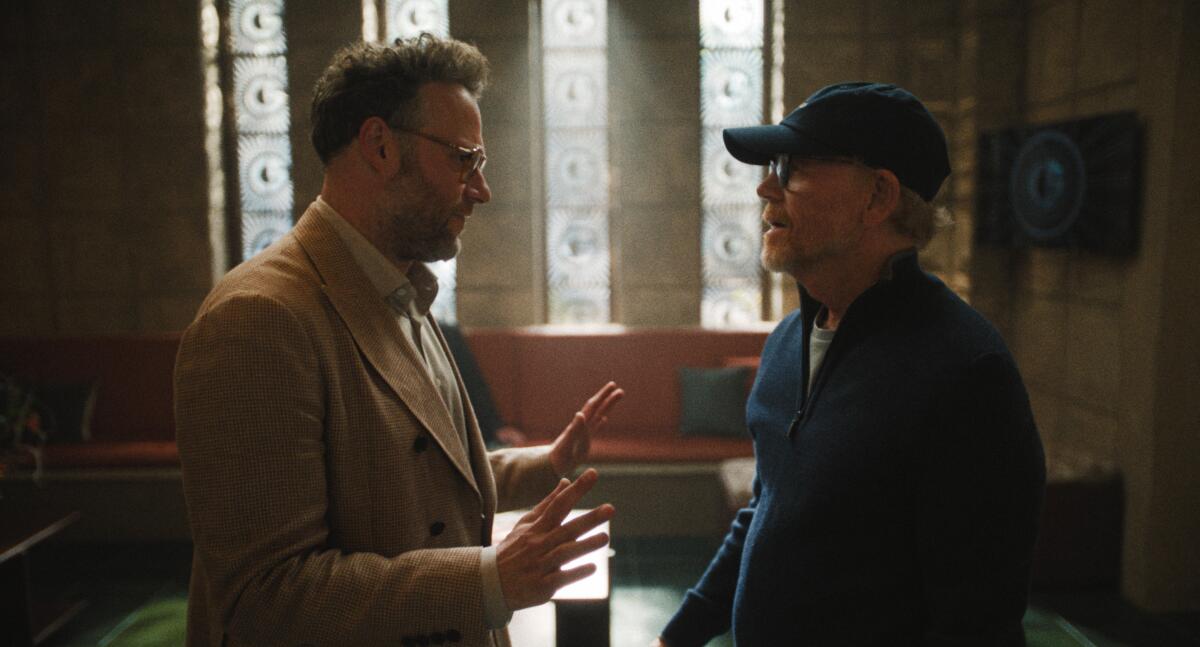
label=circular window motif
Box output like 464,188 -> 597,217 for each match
556,223 -> 601,265
249,227 -> 285,255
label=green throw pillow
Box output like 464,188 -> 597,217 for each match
678,366 -> 750,437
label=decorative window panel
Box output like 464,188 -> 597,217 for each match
386,0 -> 449,42
700,0 -> 765,328
543,0 -> 610,324
231,0 -> 294,262
202,0 -> 228,278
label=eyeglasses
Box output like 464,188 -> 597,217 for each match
393,128 -> 487,181
768,154 -> 871,190
768,154 -> 794,189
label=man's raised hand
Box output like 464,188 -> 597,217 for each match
495,468 -> 614,611
549,381 -> 624,476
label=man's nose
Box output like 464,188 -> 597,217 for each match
757,172 -> 781,201
466,168 -> 491,204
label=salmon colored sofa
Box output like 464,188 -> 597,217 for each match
0,334 -> 181,470
465,327 -> 764,463
0,328 -> 765,471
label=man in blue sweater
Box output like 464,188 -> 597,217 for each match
656,83 -> 1046,646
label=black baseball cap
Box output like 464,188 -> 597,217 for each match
723,82 -> 951,201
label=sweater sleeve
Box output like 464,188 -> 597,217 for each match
660,475 -> 760,646
916,351 -> 1046,646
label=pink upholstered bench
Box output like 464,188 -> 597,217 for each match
465,327 -> 768,464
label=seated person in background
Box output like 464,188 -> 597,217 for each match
440,322 -> 527,448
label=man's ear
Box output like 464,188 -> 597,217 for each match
864,168 -> 901,227
357,116 -> 394,174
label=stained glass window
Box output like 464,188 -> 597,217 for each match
202,0 -> 228,280
700,0 -> 765,327
231,0 -> 294,262
386,0 -> 449,42
543,0 -> 611,324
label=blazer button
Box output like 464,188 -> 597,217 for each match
446,629 -> 462,643
413,435 -> 428,453
430,521 -> 445,536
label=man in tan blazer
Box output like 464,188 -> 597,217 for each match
175,35 -> 623,647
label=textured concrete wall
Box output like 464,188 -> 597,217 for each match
962,0 -> 1200,612
287,0 -> 362,222
609,0 -> 703,326
0,2 -> 211,335
450,0 -> 543,326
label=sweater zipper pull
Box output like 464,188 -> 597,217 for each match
787,409 -> 803,438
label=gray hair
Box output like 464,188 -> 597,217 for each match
890,185 -> 951,248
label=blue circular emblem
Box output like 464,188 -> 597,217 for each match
1008,130 -> 1086,240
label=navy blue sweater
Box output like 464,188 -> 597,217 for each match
663,253 -> 1045,646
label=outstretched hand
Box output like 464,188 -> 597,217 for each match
549,381 -> 624,476
495,468 -> 614,611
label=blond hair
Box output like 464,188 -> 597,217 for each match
890,185 -> 950,248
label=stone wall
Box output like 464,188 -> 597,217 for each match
0,2 -> 211,335
962,0 -> 1200,612
450,0 -> 544,325
287,0 -> 362,225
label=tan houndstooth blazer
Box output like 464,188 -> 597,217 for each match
175,204 -> 559,647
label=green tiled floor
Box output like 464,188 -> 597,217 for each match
36,539 -> 1200,646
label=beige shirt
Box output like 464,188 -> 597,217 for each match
313,197 -> 512,628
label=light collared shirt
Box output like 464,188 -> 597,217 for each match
312,197 -> 513,628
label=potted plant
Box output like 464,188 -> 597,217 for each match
1,373 -> 47,482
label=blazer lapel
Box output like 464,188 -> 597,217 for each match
430,317 -> 499,519
292,208 -> 479,497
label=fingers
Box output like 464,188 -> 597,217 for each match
497,470 -> 615,610
580,382 -> 616,416
581,382 -> 622,419
544,528 -> 610,569
590,415 -> 610,433
593,386 -> 625,420
562,411 -> 586,437
553,502 -> 614,544
530,474 -> 613,563
546,561 -> 598,591
538,468 -> 599,527
527,477 -> 571,519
